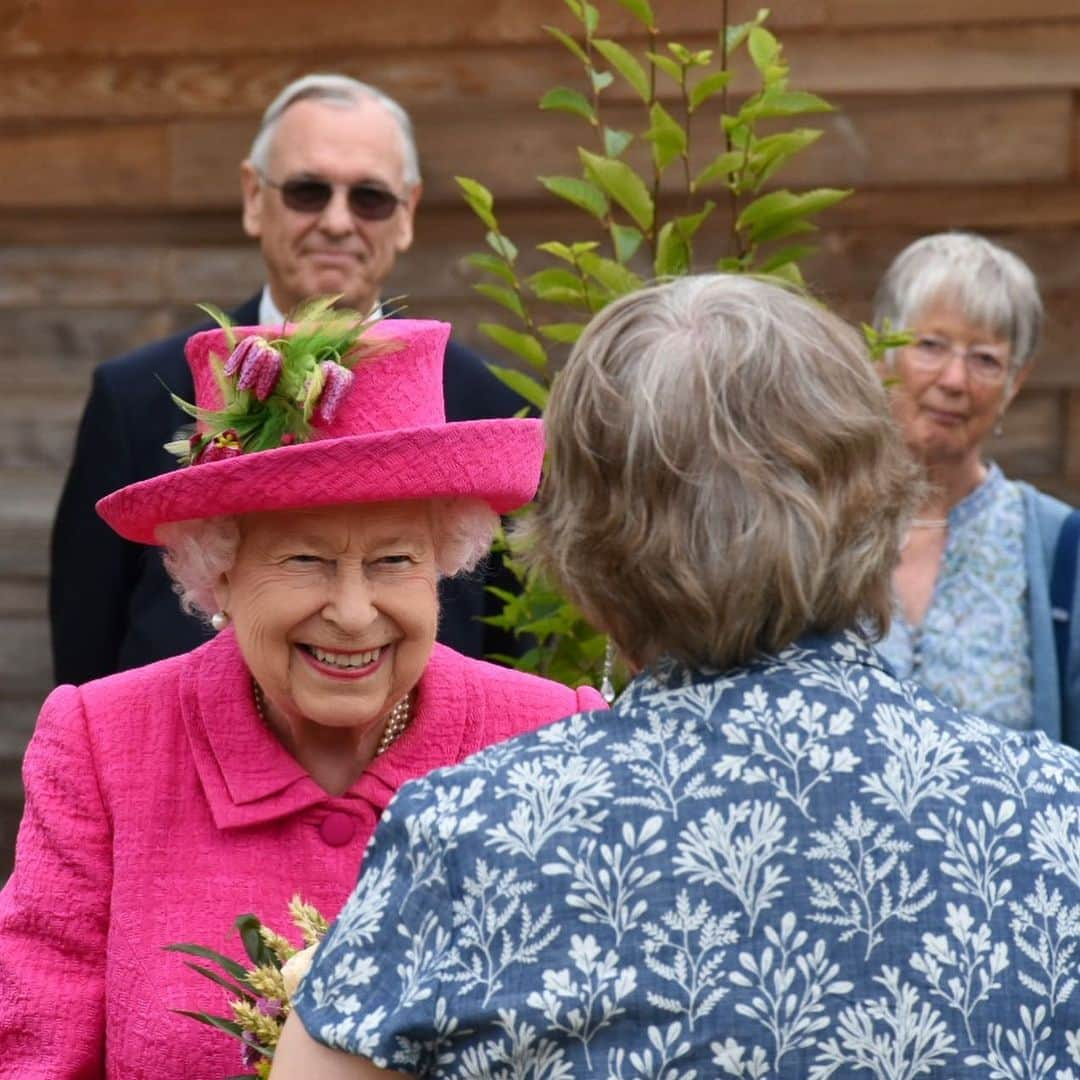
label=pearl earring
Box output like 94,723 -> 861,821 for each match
210,610 -> 230,631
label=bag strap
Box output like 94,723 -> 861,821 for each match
1050,508 -> 1080,720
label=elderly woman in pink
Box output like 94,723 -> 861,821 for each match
0,311 -> 604,1078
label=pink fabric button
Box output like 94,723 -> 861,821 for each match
318,812 -> 356,847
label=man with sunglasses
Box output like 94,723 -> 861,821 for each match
50,74 -> 525,686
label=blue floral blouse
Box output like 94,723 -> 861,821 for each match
877,463 -> 1034,730
295,632 -> 1080,1077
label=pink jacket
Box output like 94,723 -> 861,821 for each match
0,632 -> 604,1078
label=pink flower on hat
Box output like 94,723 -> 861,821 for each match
313,361 -> 354,426
230,336 -> 284,401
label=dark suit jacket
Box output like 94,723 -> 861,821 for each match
50,294 -> 526,686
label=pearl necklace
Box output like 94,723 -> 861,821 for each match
909,518 -> 948,529
251,680 -> 412,757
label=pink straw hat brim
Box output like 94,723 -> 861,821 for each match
97,418 -> 544,545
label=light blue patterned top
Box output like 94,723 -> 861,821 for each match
877,463 -> 1034,730
295,632 -> 1080,1077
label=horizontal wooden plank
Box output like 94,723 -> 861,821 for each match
0,246 -> 167,306
0,22 -> 1078,121
0,614 -> 51,695
0,580 -> 47,618
824,0 -> 1080,27
0,391 -> 83,471
0,0 -> 821,58
0,123 -> 169,208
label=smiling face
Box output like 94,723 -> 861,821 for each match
889,297 -> 1028,478
241,97 -> 419,314
216,501 -> 438,751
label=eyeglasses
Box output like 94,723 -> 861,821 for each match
256,169 -> 405,221
908,335 -> 1012,385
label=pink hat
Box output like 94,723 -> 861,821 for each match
97,316 -> 543,545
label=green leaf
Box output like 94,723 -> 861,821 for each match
539,322 -> 586,344
539,175 -> 609,220
537,240 -> 600,263
756,243 -> 816,273
465,252 -> 516,285
164,943 -> 250,982
172,1009 -> 245,1040
180,961 -> 257,1002
646,101 -> 687,172
689,70 -> 732,111
763,261 -> 805,287
236,915 -> 276,968
725,9 -> 770,55
562,0 -> 583,18
582,1 -> 599,35
611,223 -> 644,263
528,267 -> 590,305
603,127 -> 634,158
655,220 -> 691,277
747,26 -> 780,72
753,90 -> 835,118
474,283 -> 526,319
693,150 -> 743,189
576,251 -> 644,296
653,202 -> 715,277
612,0 -> 654,28
195,303 -> 237,350
593,38 -> 650,101
543,24 -> 588,64
748,129 -> 823,187
736,187 -> 850,236
486,364 -> 550,410
751,218 -> 818,245
455,176 -> 497,230
486,231 -> 518,263
579,149 -> 655,231
539,86 -> 596,123
647,51 -> 682,84
479,323 -> 549,372
668,42 -> 693,65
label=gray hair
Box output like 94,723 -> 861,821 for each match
158,498 -> 497,620
873,231 -> 1043,372
520,274 -> 919,672
248,73 -> 421,187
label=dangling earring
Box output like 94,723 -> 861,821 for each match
994,416 -> 1005,438
600,637 -> 617,704
210,610 -> 230,631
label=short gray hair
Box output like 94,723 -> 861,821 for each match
248,73 -> 421,187
158,498 -> 496,620
521,274 -> 919,672
873,231 -> 1043,372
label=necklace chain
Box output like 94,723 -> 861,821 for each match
251,680 -> 412,757
909,518 -> 948,529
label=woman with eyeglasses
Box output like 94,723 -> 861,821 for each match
873,231 -> 1080,743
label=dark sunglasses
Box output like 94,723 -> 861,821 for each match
258,170 -> 405,221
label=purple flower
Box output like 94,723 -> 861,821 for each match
233,337 -> 283,401
224,335 -> 263,376
313,361 -> 354,426
255,996 -> 284,1019
240,1030 -> 262,1068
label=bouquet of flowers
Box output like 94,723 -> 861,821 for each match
166,896 -> 328,1079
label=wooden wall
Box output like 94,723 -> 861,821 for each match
3,0 -> 1080,879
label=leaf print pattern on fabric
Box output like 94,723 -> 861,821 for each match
806,802 -> 935,959
714,686 -> 861,821
293,630 -> 1080,1076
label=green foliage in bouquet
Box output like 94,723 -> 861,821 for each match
166,897 -> 328,1079
459,0 -> 858,691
